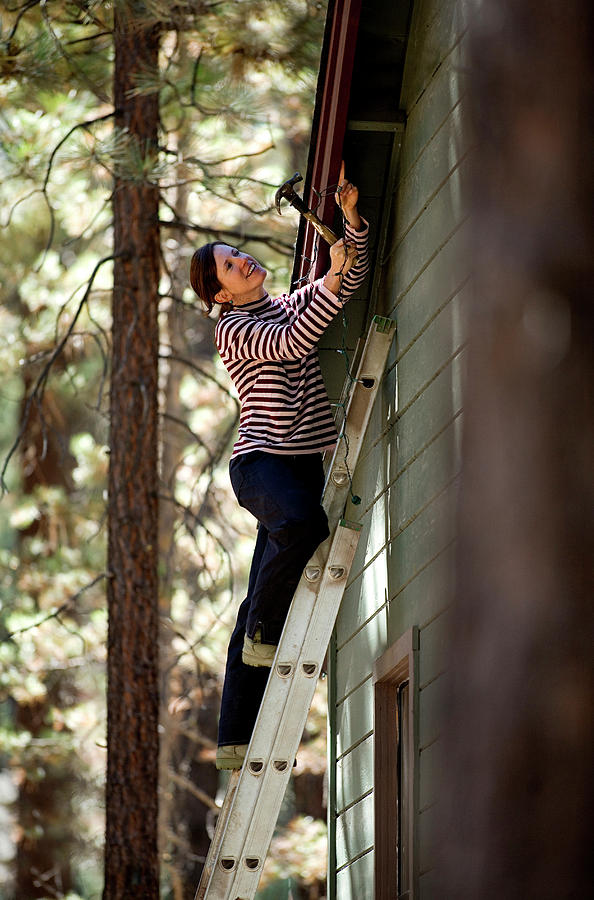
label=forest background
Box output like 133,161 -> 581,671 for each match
0,1 -> 331,898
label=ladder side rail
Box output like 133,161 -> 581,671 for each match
195,517 -> 348,899
277,316 -> 395,661
247,523 -> 361,771
198,522 -> 351,894
286,316 -> 395,618
198,317 -> 395,900
194,770 -> 241,900
195,539 -> 336,899
323,316 -> 395,518
207,524 -> 361,900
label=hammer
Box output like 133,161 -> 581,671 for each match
275,173 -> 338,245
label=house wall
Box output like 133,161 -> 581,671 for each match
329,1 -> 470,896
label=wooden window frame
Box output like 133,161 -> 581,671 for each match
373,627 -> 418,900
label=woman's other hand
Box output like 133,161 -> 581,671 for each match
323,238 -> 359,295
329,238 -> 358,274
335,161 -> 361,230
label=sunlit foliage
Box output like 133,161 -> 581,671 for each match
0,1 -> 329,897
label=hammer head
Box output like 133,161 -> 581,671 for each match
275,172 -> 304,215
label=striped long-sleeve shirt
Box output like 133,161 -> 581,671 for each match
215,221 -> 370,459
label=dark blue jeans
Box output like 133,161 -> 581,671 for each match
218,451 -> 329,746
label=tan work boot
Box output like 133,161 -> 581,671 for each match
242,628 -> 277,667
215,743 -> 249,770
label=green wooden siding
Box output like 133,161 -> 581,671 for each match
329,0 -> 470,895
319,125 -> 401,406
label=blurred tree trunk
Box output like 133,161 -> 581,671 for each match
15,693 -> 76,899
104,5 -> 161,897
15,375 -> 77,898
443,0 -> 594,896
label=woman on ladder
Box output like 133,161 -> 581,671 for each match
189,165 -> 369,769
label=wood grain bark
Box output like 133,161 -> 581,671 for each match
104,6 -> 161,897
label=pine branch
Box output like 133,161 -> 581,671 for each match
64,30 -> 112,47
5,572 -> 107,639
160,291 -> 204,315
1,253 -> 123,494
161,173 -> 279,194
59,327 -> 110,416
113,0 -> 225,32
56,0 -> 111,31
0,112 -> 115,263
1,0 -> 42,46
84,322 -> 111,412
160,207 -> 294,254
157,491 -> 236,620
161,411 -> 215,468
189,46 -> 201,106
184,144 -> 275,167
3,187 -> 39,228
0,28 -> 60,88
159,348 -> 240,414
35,111 -> 114,269
166,768 -> 219,811
91,125 -> 167,185
160,586 -> 237,679
167,722 -> 217,750
40,1 -> 111,103
160,354 -> 240,475
162,828 -> 206,864
186,179 -> 276,216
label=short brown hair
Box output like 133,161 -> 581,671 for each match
189,241 -> 229,315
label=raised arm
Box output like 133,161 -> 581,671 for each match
216,282 -> 344,362
323,220 -> 369,300
336,160 -> 361,230
323,162 -> 369,299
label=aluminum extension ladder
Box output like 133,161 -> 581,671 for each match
195,315 -> 395,900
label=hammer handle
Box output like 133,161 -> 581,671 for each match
303,210 -> 338,245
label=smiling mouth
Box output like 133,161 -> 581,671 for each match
246,262 -> 257,277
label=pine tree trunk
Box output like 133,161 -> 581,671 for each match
104,5 -> 161,897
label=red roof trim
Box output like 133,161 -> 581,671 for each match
293,0 -> 363,284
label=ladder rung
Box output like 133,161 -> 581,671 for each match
203,524 -> 361,899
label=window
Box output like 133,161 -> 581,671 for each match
373,628 -> 418,899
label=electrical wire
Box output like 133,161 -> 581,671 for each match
300,182 -> 363,506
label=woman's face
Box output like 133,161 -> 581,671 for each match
213,244 -> 267,305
